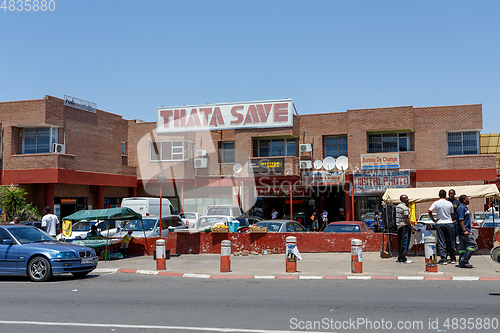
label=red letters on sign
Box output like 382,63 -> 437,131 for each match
274,103 -> 289,122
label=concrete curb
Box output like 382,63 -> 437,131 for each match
94,268 -> 496,281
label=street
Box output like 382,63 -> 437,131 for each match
1,271 -> 499,333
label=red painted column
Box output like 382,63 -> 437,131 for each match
345,177 -> 354,221
45,183 -> 55,210
130,186 -> 138,197
96,185 -> 104,209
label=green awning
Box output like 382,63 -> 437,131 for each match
62,207 -> 142,221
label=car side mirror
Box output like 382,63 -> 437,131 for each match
2,239 -> 13,245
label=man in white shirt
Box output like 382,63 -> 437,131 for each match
42,206 -> 59,237
428,190 -> 455,265
271,208 -> 278,219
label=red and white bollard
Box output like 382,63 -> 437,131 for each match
156,239 -> 166,270
351,239 -> 363,274
220,240 -> 231,272
424,236 -> 438,273
286,236 -> 297,273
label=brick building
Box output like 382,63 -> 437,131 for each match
0,96 -> 496,222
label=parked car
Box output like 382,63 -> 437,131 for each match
236,216 -> 263,227
56,220 -> 98,240
22,221 -> 42,229
95,219 -> 127,237
198,216 -> 239,229
255,220 -> 305,232
362,212 -> 377,230
0,224 -> 98,282
417,213 -> 433,223
323,221 -> 373,233
206,205 -> 243,218
113,215 -> 185,238
472,212 -> 500,227
480,220 -> 500,228
179,212 -> 203,229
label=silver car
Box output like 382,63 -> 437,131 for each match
113,216 -> 185,238
255,220 -> 305,232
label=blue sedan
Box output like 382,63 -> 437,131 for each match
0,224 -> 98,282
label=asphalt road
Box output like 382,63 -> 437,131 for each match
1,271 -> 500,333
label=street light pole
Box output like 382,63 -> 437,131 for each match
157,174 -> 166,237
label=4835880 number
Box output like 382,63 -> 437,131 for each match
1,0 -> 55,11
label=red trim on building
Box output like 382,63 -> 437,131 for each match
416,169 -> 497,182
2,169 -> 137,187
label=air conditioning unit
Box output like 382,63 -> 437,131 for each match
299,144 -> 312,153
194,158 -> 208,168
197,149 -> 208,157
300,160 -> 312,169
52,143 -> 66,154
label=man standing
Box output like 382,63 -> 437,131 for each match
373,211 -> 380,232
429,190 -> 456,265
448,189 -> 460,261
396,194 -> 414,263
321,209 -> 328,229
41,206 -> 59,237
271,208 -> 278,220
456,195 -> 477,268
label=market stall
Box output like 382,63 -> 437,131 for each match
62,207 -> 145,258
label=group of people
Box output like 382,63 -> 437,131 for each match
396,189 -> 477,268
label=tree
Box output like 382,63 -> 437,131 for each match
0,184 -> 41,222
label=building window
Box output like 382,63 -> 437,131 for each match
258,138 -> 296,157
22,127 -> 58,154
447,131 -> 479,155
150,141 -> 194,161
324,135 -> 348,158
220,141 -> 235,163
122,142 -> 127,155
367,132 -> 410,153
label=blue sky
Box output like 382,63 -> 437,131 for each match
1,1 -> 499,133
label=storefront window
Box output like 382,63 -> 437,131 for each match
258,138 -> 296,157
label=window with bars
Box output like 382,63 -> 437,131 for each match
447,131 -> 479,155
324,135 -> 348,158
367,132 -> 410,153
258,138 -> 296,157
150,141 -> 194,161
219,141 -> 235,163
22,127 -> 58,154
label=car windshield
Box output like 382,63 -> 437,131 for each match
96,220 -> 116,230
324,224 -> 361,233
7,226 -> 55,244
124,219 -> 156,231
207,208 -> 231,216
181,213 -> 197,219
418,214 -> 431,221
475,213 -> 499,220
256,222 -> 282,232
72,221 -> 97,231
364,213 -> 374,220
199,217 -> 228,228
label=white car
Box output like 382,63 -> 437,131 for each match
179,212 -> 203,229
198,215 -> 239,229
56,220 -> 98,240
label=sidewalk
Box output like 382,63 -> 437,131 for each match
95,252 -> 500,280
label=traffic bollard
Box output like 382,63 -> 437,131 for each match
156,239 -> 166,270
220,240 -> 231,272
351,239 -> 363,274
286,236 -> 297,273
424,236 -> 438,273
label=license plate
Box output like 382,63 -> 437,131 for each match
81,257 -> 94,264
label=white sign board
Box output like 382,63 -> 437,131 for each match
157,99 -> 293,133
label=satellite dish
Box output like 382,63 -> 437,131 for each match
313,160 -> 323,170
233,163 -> 243,174
323,157 -> 336,171
336,156 -> 349,170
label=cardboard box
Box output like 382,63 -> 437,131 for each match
211,227 -> 229,233
249,226 -> 268,233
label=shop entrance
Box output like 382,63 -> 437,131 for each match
55,197 -> 87,220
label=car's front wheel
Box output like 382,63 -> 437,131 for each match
27,256 -> 53,282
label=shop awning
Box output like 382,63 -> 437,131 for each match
382,184 -> 499,204
62,207 -> 142,221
